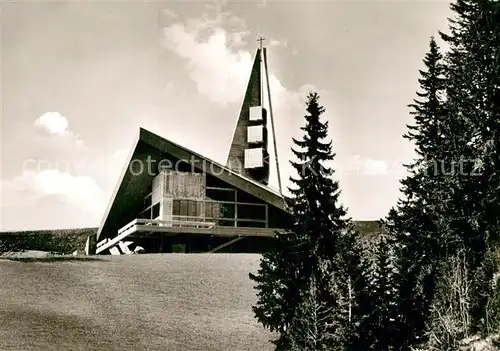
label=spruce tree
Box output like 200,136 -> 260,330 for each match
366,234 -> 399,350
288,92 -> 371,349
384,37 -> 448,349
386,0 -> 500,344
249,230 -> 302,337
250,92 -> 368,349
438,0 -> 500,332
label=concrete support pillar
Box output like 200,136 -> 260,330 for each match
159,234 -> 164,253
85,234 -> 97,255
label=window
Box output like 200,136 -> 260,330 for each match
237,220 -> 266,228
138,209 -> 149,220
218,220 -> 236,227
236,189 -> 260,203
204,202 -> 215,218
144,193 -> 152,209
247,125 -> 264,143
206,188 -> 235,202
204,202 -> 235,220
244,148 -> 264,169
220,203 -> 235,219
237,203 -> 266,221
249,106 -> 264,121
152,203 -> 160,219
189,201 -> 197,217
173,199 -> 203,217
179,200 -> 188,216
173,200 -> 180,215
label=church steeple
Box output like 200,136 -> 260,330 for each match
226,47 -> 270,185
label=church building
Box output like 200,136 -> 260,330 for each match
87,45 -> 291,255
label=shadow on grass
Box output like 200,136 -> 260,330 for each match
0,256 -> 105,263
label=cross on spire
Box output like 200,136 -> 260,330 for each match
257,36 -> 266,50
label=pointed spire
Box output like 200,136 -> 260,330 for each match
257,36 -> 266,51
226,48 -> 270,185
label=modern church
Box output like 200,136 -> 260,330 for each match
86,46 -> 291,255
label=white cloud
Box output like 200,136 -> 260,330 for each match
162,9 -> 295,106
360,158 -> 390,175
163,25 -> 254,105
162,6 -> 321,112
227,15 -> 246,28
337,155 -> 401,177
3,113 -> 127,229
164,81 -> 175,94
162,5 -> 326,191
163,8 -> 178,20
34,112 -> 69,134
269,38 -> 288,48
229,31 -> 250,47
104,147 -> 131,186
33,111 -> 84,146
256,0 -> 267,8
1,170 -> 106,214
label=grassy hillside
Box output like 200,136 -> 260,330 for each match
0,254 -> 274,351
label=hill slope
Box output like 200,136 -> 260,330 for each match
0,254 -> 274,351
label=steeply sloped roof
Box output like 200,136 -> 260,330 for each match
226,48 -> 267,183
97,128 -> 286,241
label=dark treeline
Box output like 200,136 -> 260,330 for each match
250,1 -> 500,350
0,229 -> 93,254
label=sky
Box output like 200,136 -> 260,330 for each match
0,0 -> 452,231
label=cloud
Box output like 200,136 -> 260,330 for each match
34,112 -> 69,135
342,155 -> 407,177
163,8 -> 178,20
103,147 -> 131,186
269,38 -> 288,48
3,111 -> 128,229
33,111 -> 84,146
229,30 -> 250,47
162,4 -> 326,192
161,5 -> 321,113
336,155 -> 402,177
163,25 -> 253,105
361,158 -> 390,175
164,81 -> 175,94
162,8 -> 294,106
256,0 -> 267,8
1,169 -> 106,214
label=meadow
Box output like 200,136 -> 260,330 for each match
0,254 -> 274,351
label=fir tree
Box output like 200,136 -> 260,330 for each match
287,92 -> 370,349
285,264 -> 338,351
384,37 -> 448,349
249,229 -> 308,344
366,234 -> 399,350
250,92 -> 368,349
386,0 -> 500,344
438,0 -> 500,332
